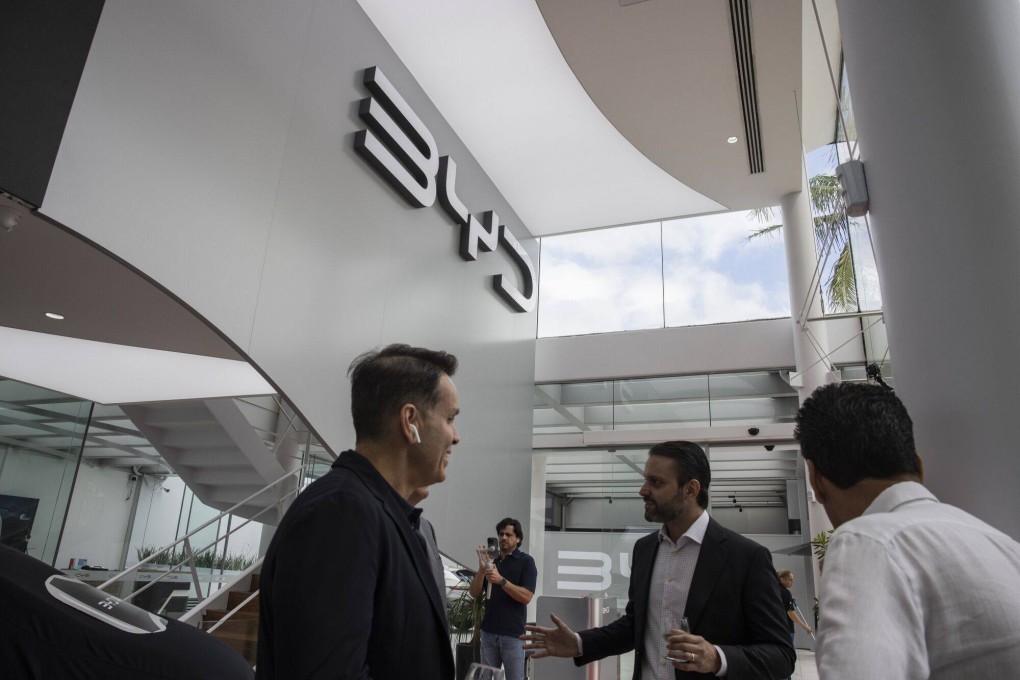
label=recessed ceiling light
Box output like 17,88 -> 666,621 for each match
727,136 -> 739,144
45,312 -> 65,320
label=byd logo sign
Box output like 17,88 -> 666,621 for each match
354,67 -> 536,313
555,550 -> 631,592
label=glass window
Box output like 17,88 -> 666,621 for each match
538,222 -> 663,337
662,211 -> 790,327
0,379 -> 91,565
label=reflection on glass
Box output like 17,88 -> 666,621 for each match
534,371 -> 799,436
0,378 -> 91,566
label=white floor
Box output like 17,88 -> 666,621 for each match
792,649 -> 819,680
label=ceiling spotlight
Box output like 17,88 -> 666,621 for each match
727,136 -> 739,144
45,312 -> 65,320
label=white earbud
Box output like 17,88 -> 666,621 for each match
410,424 -> 421,444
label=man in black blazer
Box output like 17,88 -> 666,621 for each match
524,441 -> 794,679
256,344 -> 461,679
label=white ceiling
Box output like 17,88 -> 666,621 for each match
0,195 -> 272,403
357,0 -> 841,237
0,1 -> 842,400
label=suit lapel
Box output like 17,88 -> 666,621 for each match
380,487 -> 450,630
632,532 -> 659,646
342,454 -> 451,633
684,518 -> 728,631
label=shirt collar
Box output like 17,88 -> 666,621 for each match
863,480 -> 938,516
657,510 -> 709,547
498,547 -> 522,560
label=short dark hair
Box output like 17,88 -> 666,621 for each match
648,441 -> 710,508
496,517 -> 523,543
794,382 -> 918,489
348,344 -> 458,441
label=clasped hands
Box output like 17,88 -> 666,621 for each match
475,545 -> 501,583
522,615 -> 721,674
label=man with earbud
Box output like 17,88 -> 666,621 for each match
257,344 -> 461,680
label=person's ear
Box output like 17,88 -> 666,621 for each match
400,404 -> 420,446
806,460 -> 827,505
687,479 -> 701,499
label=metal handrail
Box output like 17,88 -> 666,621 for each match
99,461 -> 315,593
205,587 -> 262,634
116,482 -> 303,603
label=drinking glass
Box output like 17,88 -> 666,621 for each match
664,616 -> 691,663
464,663 -> 505,680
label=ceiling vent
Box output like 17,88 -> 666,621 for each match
728,0 -> 765,174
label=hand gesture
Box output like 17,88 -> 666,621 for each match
475,545 -> 493,569
485,566 -> 503,584
665,630 -> 722,675
521,613 -> 580,659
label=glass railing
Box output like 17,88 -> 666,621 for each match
534,370 -> 799,435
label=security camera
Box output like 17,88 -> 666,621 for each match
764,444 -> 775,452
128,474 -> 139,482
163,487 -> 171,494
0,206 -> 22,233
748,427 -> 760,436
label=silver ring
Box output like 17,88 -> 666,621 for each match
688,652 -> 695,662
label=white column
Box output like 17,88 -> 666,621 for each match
836,0 -> 1020,538
781,166 -> 835,594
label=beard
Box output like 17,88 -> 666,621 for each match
644,495 -> 685,523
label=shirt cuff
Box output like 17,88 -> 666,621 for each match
714,646 -> 728,676
574,632 -> 584,657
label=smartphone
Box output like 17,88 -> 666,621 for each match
486,536 -> 498,555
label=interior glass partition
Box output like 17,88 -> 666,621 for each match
0,377 -> 91,565
534,370 -> 799,435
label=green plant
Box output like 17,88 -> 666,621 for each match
135,545 -> 257,572
810,529 -> 834,627
749,174 -> 860,313
447,592 -> 485,646
811,529 -> 834,569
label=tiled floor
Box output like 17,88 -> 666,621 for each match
793,649 -> 820,680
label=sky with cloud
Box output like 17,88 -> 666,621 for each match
537,210 -> 791,337
537,143 -> 883,338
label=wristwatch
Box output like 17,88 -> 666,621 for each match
499,577 -> 508,588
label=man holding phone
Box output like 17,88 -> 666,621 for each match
469,518 -> 537,680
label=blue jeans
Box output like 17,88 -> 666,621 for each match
480,630 -> 526,680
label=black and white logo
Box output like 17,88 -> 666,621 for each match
354,67 -> 536,313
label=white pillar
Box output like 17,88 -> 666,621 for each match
781,166 -> 835,595
836,0 -> 1020,538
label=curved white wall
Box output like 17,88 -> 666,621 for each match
41,0 -> 538,566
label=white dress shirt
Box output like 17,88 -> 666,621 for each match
641,511 -> 709,680
817,481 -> 1020,679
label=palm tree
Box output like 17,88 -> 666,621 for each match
749,174 -> 858,313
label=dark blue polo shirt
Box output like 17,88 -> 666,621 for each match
480,548 -> 538,636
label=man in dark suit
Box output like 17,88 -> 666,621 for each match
523,441 -> 794,680
256,344 -> 460,680
411,485 -> 449,612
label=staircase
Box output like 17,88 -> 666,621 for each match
121,397 -> 297,524
201,572 -> 261,666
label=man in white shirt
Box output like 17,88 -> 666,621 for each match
795,382 -> 1020,679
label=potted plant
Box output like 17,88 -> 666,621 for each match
810,529 -> 834,627
448,589 -> 485,680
